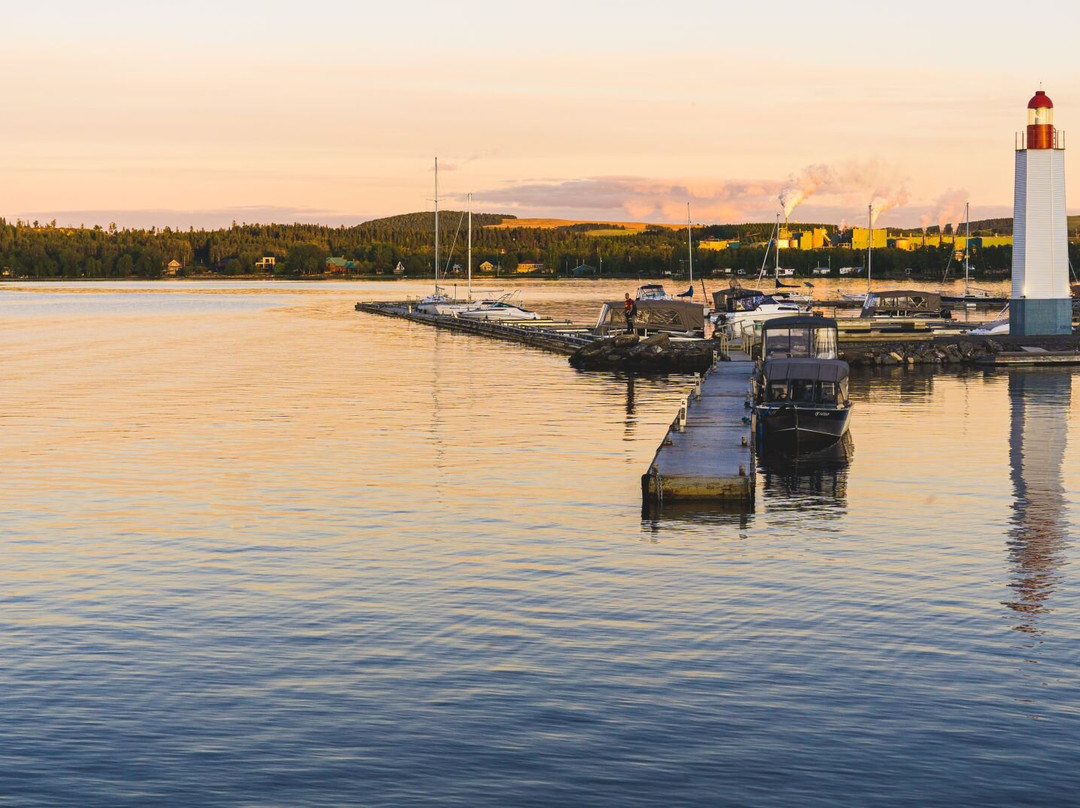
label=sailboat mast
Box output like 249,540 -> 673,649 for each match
467,193 -> 472,301
774,212 -> 780,279
964,201 -> 970,297
434,158 -> 439,286
687,202 -> 693,286
867,203 -> 873,294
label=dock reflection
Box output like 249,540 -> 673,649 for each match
1006,370 -> 1071,634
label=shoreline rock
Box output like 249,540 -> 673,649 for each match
569,334 -> 714,373
841,334 -> 1080,367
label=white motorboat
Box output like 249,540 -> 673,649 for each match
964,305 -> 1010,335
636,283 -> 671,300
456,295 -> 541,321
710,286 -> 810,343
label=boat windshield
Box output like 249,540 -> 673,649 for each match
637,285 -> 668,300
762,325 -> 838,359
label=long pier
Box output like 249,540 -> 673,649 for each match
355,302 -> 594,354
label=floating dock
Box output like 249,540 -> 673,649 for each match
641,358 -> 756,510
355,302 -> 593,355
976,347 -> 1080,366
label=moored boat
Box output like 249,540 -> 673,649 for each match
751,315 -> 853,455
595,296 -> 705,337
455,294 -> 541,321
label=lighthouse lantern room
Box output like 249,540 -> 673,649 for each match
1010,88 -> 1071,336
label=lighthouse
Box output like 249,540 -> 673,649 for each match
1010,89 -> 1071,336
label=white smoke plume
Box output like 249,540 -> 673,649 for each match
778,164 -> 832,220
869,188 -> 909,227
923,188 -> 968,234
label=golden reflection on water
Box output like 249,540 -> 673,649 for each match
2,282 -> 1080,804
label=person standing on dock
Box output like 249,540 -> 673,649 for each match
624,293 -> 637,333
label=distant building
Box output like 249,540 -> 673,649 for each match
516,262 -> 545,274
478,261 -> 495,273
848,228 -> 889,250
164,259 -> 183,276
393,261 -> 406,275
700,238 -> 739,250
570,264 -> 597,276
325,256 -> 357,273
255,256 -> 276,271
784,227 -> 830,250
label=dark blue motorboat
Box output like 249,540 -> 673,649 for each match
751,316 -> 853,455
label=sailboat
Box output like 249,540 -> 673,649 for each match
416,159 -> 479,316
940,202 -> 1006,307
449,193 -> 540,321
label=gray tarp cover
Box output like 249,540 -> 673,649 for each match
761,358 -> 850,382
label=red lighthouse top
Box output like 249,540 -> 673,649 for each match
1024,88 -> 1057,149
1028,90 -> 1053,110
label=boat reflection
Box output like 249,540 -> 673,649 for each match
1005,370 -> 1070,635
759,432 -> 853,513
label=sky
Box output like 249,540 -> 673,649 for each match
4,0 -> 1080,230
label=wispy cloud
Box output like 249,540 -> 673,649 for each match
459,176 -> 784,223
461,165 -> 920,226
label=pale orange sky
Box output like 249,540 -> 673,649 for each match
3,1 -> 1079,229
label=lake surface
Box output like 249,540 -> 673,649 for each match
1,281 -> 1077,807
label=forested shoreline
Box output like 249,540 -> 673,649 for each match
0,213 -> 1066,281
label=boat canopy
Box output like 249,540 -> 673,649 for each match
761,358 -> 850,383
760,315 -> 839,360
596,297 -> 704,335
712,287 -> 779,313
860,290 -> 944,318
759,357 -> 850,405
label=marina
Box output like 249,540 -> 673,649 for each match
356,284 -> 1080,516
9,1 -> 1080,802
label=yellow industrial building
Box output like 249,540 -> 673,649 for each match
701,227 -> 1012,252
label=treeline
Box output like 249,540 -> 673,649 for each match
2,214 -> 1077,281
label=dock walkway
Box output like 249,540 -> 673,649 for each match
355,302 -> 593,355
641,357 -> 756,509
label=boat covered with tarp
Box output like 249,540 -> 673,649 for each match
595,297 -> 704,337
860,290 -> 949,319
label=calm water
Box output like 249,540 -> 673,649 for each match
1,281 -> 1077,807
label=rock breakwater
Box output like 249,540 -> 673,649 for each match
569,333 -> 715,373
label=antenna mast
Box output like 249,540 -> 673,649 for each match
434,157 -> 439,287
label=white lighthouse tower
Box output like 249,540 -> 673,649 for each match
1010,89 -> 1071,336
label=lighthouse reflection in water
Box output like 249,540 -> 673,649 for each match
1007,370 -> 1070,633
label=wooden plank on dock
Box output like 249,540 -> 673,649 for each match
641,361 -> 756,508
976,350 -> 1080,366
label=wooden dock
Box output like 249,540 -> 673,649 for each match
976,347 -> 1080,366
355,302 -> 593,355
641,359 -> 756,510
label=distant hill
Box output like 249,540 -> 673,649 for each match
359,211 -> 514,233
485,217 -> 678,233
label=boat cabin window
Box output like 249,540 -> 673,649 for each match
762,326 -> 837,359
764,379 -> 846,405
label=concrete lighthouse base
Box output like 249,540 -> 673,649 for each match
1009,298 -> 1073,336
